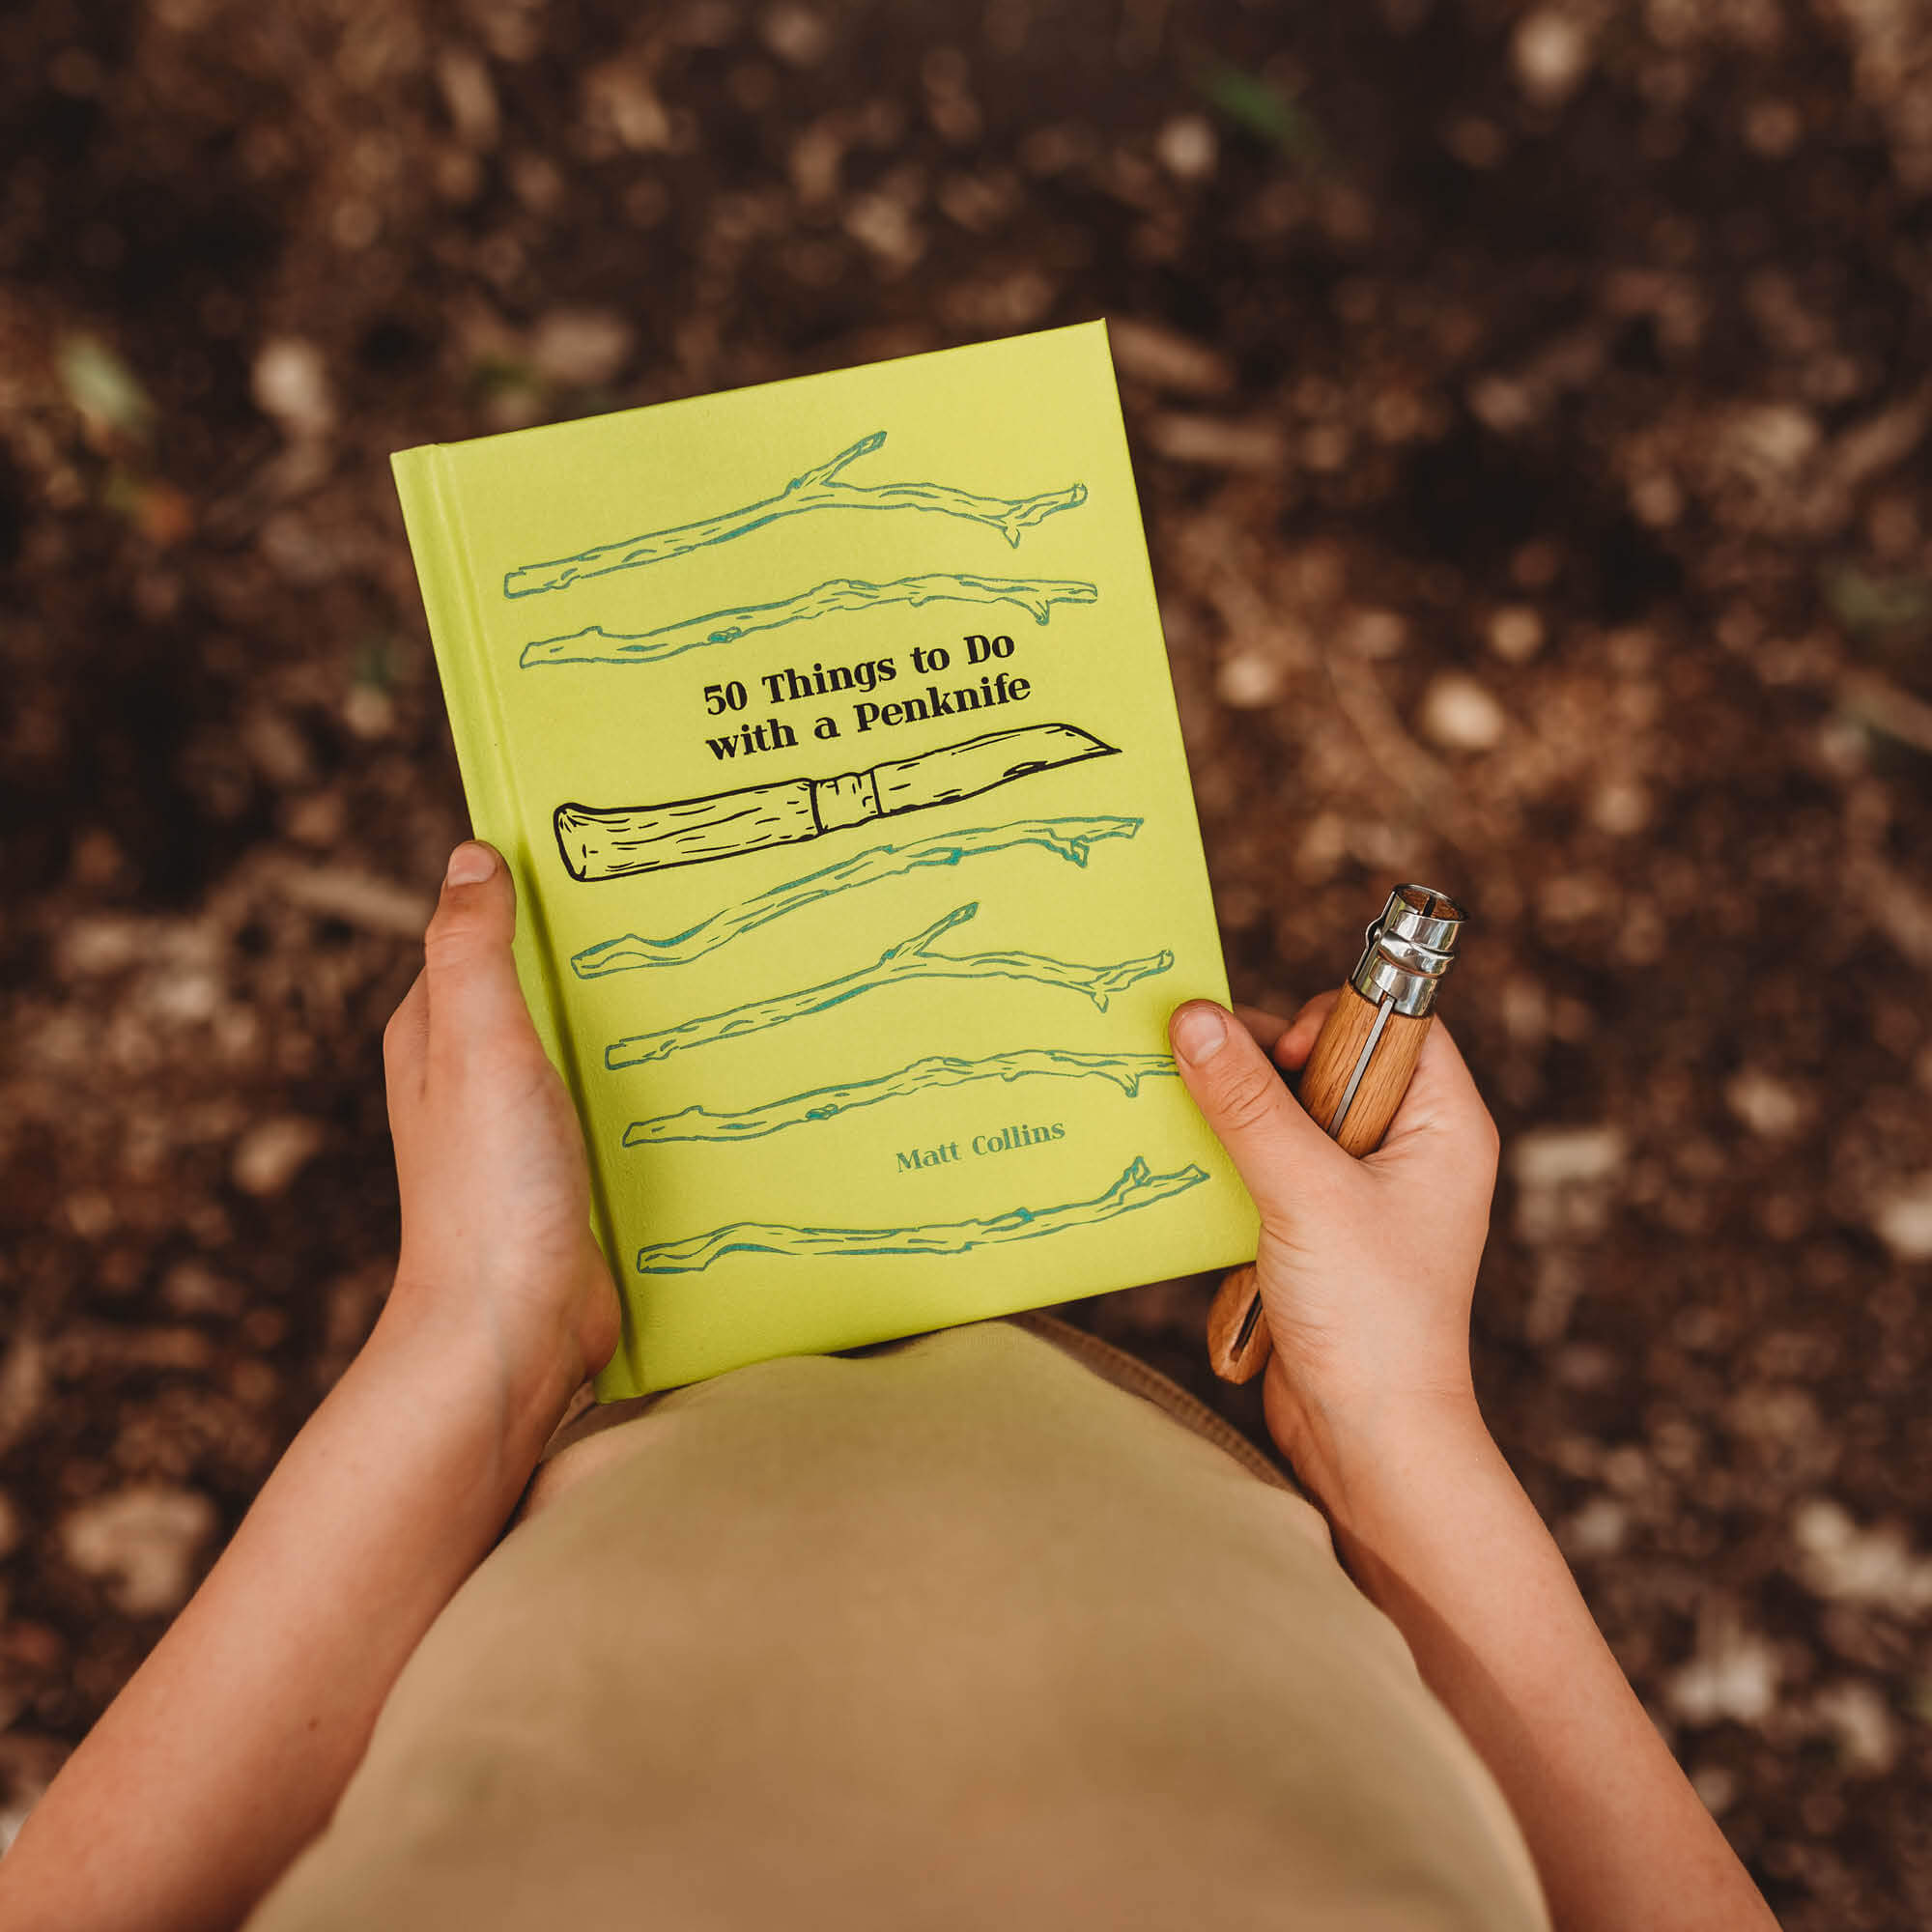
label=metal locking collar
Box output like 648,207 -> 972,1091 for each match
1348,885 -> 1465,1018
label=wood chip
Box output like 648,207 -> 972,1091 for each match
59,1486 -> 217,1617
1107,317 -> 1234,397
277,864 -> 431,939
1145,412 -> 1285,470
232,1116 -> 326,1198
1417,670 -> 1507,752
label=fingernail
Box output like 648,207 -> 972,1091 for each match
445,841 -> 496,886
1173,1002 -> 1228,1065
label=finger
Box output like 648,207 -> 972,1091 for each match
383,970 -> 430,1109
1368,1016 -> 1500,1183
420,842 -> 538,1066
1234,1005 -> 1291,1054
1169,999 -> 1349,1226
1272,988 -> 1340,1071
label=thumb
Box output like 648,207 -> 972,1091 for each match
421,841 -> 536,1059
1169,1000 -> 1346,1226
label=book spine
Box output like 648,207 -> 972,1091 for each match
390,446 -> 642,1400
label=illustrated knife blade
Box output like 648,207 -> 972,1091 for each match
554,722 -> 1120,881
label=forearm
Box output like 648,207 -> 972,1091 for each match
1290,1398 -> 1776,1932
3,1286 -> 565,1932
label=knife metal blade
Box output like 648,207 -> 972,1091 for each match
554,722 -> 1120,881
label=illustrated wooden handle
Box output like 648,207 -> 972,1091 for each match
552,724 -> 1121,882
1207,884 -> 1464,1385
554,781 -> 823,880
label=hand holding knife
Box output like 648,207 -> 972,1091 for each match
1206,885 -> 1465,1383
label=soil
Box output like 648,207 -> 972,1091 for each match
4,0 -> 1932,1919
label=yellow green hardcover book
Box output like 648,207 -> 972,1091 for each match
391,321 -> 1258,1396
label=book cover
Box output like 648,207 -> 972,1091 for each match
391,320 -> 1258,1397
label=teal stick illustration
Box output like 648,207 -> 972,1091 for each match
503,432 -> 1088,599
572,817 -> 1141,977
603,903 -> 1173,1068
634,1155 -> 1208,1273
520,574 -> 1098,668
622,1049 -> 1180,1146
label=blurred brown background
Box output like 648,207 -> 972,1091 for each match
3,0 -> 1931,1919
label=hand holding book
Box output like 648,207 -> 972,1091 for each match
385,841 -> 620,1433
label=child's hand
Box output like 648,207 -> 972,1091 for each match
1169,993 -> 1499,1480
384,842 -> 621,1435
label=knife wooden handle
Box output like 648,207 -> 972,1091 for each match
1206,986 -> 1434,1383
1298,985 -> 1433,1158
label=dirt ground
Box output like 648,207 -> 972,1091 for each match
4,0 -> 1932,1919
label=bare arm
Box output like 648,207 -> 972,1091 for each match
1169,994 -> 1776,1932
3,845 -> 619,1931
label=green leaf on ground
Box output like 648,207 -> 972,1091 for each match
58,335 -> 153,440
1195,61 -> 1323,163
1822,562 -> 1932,644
